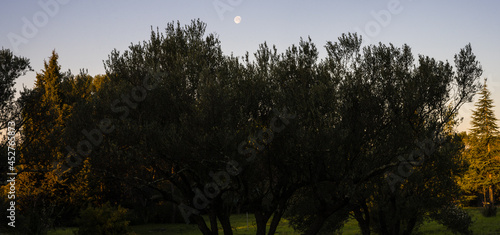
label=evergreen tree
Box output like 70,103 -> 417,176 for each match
470,80 -> 499,142
462,79 -> 500,213
21,50 -> 68,167
14,51 -> 96,230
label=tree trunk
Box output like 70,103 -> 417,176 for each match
209,210 -> 219,235
354,208 -> 370,235
393,218 -> 400,235
353,200 -> 371,235
403,215 -> 417,235
268,210 -> 284,235
193,214 -> 213,235
391,195 -> 400,235
305,215 -> 326,235
489,185 -> 495,206
217,210 -> 233,235
255,211 -> 271,235
378,209 -> 389,235
170,183 -> 176,223
483,187 -> 487,207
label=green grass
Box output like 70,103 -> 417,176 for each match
47,208 -> 500,235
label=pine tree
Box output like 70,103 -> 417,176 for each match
37,51 -> 63,106
23,50 -> 66,166
470,80 -> 499,143
464,79 -> 500,212
14,51 -> 96,230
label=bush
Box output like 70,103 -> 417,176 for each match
74,202 -> 131,235
430,205 -> 473,235
481,203 -> 497,217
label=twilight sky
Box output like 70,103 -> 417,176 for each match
1,0 -> 499,132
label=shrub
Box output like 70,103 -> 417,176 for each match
481,203 -> 497,217
74,202 -> 131,235
430,205 -> 473,235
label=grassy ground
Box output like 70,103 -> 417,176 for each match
47,208 -> 500,235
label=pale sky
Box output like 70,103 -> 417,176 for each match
1,0 -> 499,132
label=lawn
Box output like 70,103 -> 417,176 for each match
47,208 -> 500,235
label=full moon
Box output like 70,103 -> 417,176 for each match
234,16 -> 241,24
